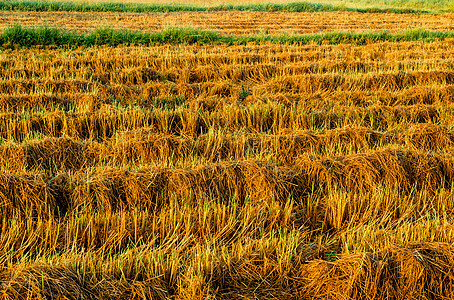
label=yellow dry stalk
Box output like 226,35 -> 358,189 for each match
0,11 -> 453,35
2,119 -> 452,173
0,28 -> 453,298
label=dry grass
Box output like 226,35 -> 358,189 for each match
0,32 -> 454,298
0,11 -> 453,35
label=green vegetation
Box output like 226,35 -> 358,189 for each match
0,0 -> 429,14
2,25 -> 453,48
325,0 -> 453,12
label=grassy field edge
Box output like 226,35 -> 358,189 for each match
1,25 -> 453,48
0,0 -> 431,14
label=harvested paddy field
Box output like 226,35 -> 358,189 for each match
0,11 -> 453,35
1,1 -> 454,299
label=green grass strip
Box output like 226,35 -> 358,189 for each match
0,0 -> 428,14
1,25 -> 453,48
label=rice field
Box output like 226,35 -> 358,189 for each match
1,11 -> 454,35
1,1 -> 454,299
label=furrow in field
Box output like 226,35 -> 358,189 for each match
1,238 -> 454,299
0,103 -> 447,141
3,54 -> 454,83
0,123 -> 452,172
2,148 -> 453,218
5,61 -> 454,84
2,42 -> 454,77
0,82 -> 453,114
1,71 -> 453,110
